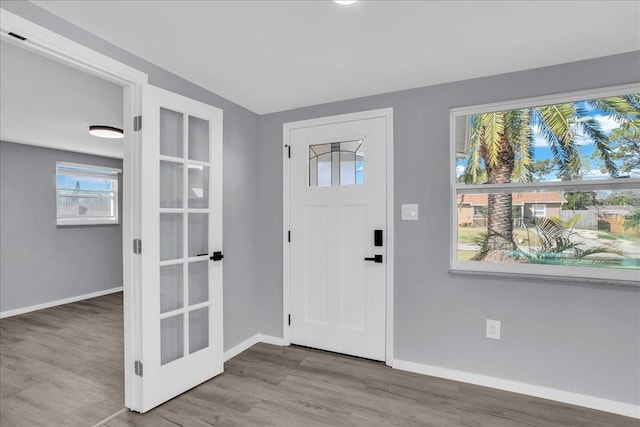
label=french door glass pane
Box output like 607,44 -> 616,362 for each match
161,314 -> 184,365
188,116 -> 209,162
189,308 -> 209,354
158,105 -> 212,369
160,108 -> 183,158
188,214 -> 208,257
160,264 -> 183,314
160,161 -> 183,208
188,166 -> 209,209
188,261 -> 208,305
160,213 -> 183,261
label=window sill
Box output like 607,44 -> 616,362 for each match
57,219 -> 119,227
449,268 -> 639,288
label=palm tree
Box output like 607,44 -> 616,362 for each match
624,209 -> 640,231
460,95 -> 640,254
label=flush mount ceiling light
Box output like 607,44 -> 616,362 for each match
89,125 -> 124,139
334,0 -> 358,5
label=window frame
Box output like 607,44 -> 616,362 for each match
449,83 -> 640,286
56,161 -> 121,226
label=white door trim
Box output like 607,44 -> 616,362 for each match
0,9 -> 148,411
282,108 -> 394,366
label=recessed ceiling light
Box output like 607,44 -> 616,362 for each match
89,125 -> 124,139
334,0 -> 358,5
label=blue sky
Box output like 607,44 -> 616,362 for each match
56,174 -> 113,192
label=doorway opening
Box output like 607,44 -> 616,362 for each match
0,8 -> 147,414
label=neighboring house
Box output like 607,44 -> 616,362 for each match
457,192 -> 567,227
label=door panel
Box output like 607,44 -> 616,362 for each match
289,115 -> 388,361
304,205 -> 329,324
340,204 -> 367,330
140,84 -> 223,412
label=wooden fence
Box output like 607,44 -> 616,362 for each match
559,210 -> 598,230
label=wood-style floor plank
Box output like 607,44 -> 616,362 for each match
1,294 -> 637,426
108,343 -> 637,427
0,292 -> 124,426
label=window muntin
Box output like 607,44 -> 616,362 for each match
309,140 -> 364,187
56,162 -> 120,225
451,85 -> 640,284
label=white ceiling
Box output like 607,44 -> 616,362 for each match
0,40 -> 123,157
31,0 -> 640,115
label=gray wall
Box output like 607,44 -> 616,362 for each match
2,1 -> 262,351
257,51 -> 640,405
0,141 -> 123,312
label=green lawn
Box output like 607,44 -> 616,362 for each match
457,227 -> 540,246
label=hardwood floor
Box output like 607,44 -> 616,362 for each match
1,294 -> 637,426
0,293 -> 124,426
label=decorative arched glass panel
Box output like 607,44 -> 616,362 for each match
309,140 -> 364,187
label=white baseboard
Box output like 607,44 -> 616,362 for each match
393,359 -> 639,420
0,286 -> 123,319
223,333 -> 285,362
224,334 -> 261,362
257,333 -> 285,347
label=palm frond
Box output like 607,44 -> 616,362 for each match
587,96 -> 640,134
478,112 -> 505,168
462,116 -> 485,183
512,109 -> 533,182
574,104 -> 618,177
531,104 -> 577,178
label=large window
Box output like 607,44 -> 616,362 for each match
451,85 -> 639,284
56,162 -> 120,226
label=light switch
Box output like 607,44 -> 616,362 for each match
401,204 -> 418,220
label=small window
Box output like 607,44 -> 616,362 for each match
56,162 -> 120,226
473,206 -> 486,217
532,204 -> 546,218
309,140 -> 364,187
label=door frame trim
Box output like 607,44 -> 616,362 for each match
282,108 -> 394,366
0,10 -> 148,410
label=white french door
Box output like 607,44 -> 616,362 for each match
286,110 -> 391,361
138,84 -> 223,412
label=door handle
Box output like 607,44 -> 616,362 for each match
210,251 -> 224,261
364,254 -> 383,263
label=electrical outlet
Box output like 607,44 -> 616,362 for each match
486,319 -> 501,340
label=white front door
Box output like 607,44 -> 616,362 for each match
286,110 -> 391,361
138,84 -> 223,412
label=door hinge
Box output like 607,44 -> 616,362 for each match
133,238 -> 142,254
288,314 -> 291,326
133,115 -> 142,131
285,145 -> 290,158
134,360 -> 143,377
288,230 -> 290,242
